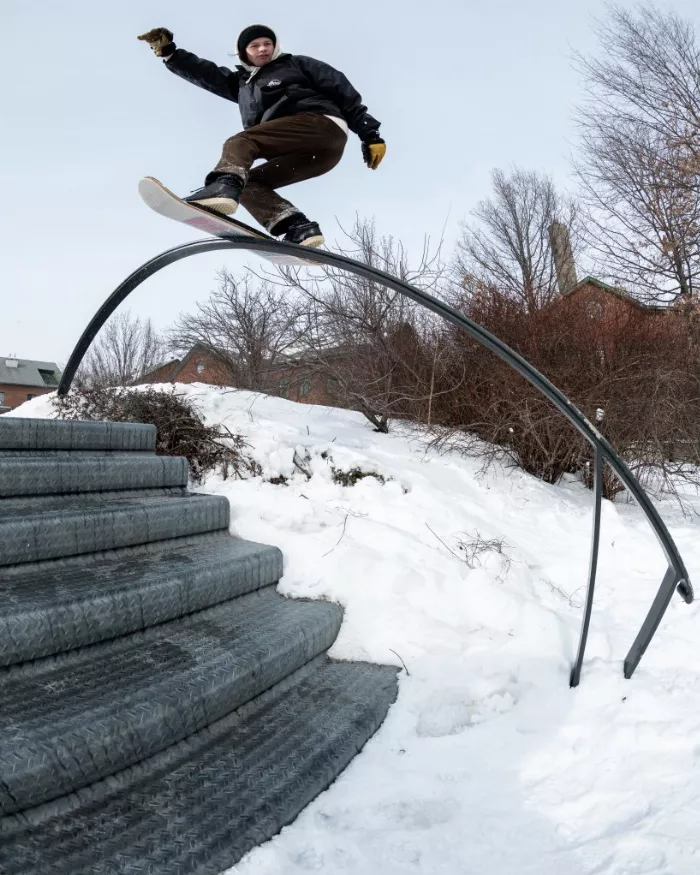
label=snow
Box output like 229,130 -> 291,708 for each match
8,387 -> 700,873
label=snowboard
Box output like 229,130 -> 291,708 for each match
137,176 -> 313,266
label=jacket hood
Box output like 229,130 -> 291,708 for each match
237,28 -> 282,76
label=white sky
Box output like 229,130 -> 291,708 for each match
2,0 -> 698,364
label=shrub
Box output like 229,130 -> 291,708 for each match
53,387 -> 260,483
422,285 -> 700,500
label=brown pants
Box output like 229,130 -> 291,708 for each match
210,113 -> 347,232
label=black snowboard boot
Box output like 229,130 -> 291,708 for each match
273,214 -> 324,248
284,221 -> 324,248
184,174 -> 243,216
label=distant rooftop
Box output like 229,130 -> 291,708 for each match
0,357 -> 62,388
564,276 -> 669,311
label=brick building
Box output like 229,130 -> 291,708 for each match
137,344 -> 341,406
549,274 -> 691,353
266,354 -> 341,406
548,221 -> 683,344
0,357 -> 62,413
558,275 -> 668,320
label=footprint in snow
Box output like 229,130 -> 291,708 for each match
416,688 -> 518,737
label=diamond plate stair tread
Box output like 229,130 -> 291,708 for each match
0,588 -> 343,814
0,449 -> 155,458
0,533 -> 283,666
0,493 -> 230,566
0,659 -> 399,875
0,418 -> 156,452
0,489 -> 187,515
0,455 -> 188,497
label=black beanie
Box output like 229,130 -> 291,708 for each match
237,25 -> 277,60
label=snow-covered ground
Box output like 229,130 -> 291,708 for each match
9,387 -> 700,874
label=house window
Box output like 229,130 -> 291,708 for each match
279,379 -> 290,399
586,300 -> 604,319
300,376 -> 311,397
195,361 -> 205,375
0,391 -> 4,405
38,369 -> 58,387
27,394 -> 35,401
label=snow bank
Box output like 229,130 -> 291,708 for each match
8,386 -> 700,873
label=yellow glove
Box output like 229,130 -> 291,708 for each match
137,27 -> 176,57
362,138 -> 386,170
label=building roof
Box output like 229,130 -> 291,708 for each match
0,357 -> 62,388
138,358 -> 181,382
137,346 -> 220,384
563,276 -> 668,311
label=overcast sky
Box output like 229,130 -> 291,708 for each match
2,0 -> 698,364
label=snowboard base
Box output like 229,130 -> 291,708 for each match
138,177 -> 313,266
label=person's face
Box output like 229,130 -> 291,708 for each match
246,38 -> 275,66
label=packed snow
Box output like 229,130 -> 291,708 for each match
9,386 -> 700,874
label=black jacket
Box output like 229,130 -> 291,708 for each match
165,50 -> 381,140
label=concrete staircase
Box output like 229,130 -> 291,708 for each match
0,417 -> 398,874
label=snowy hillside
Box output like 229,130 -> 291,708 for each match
9,386 -> 700,874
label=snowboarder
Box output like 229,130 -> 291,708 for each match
137,24 -> 386,248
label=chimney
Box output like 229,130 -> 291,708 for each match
549,222 -> 578,295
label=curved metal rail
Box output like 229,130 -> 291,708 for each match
58,236 -> 694,684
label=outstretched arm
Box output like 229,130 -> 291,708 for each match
165,50 -> 240,103
137,28 -> 239,103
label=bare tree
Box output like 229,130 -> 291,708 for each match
77,310 -> 167,388
282,219 -> 455,432
169,270 -> 307,391
575,3 -> 700,301
456,167 -> 581,313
